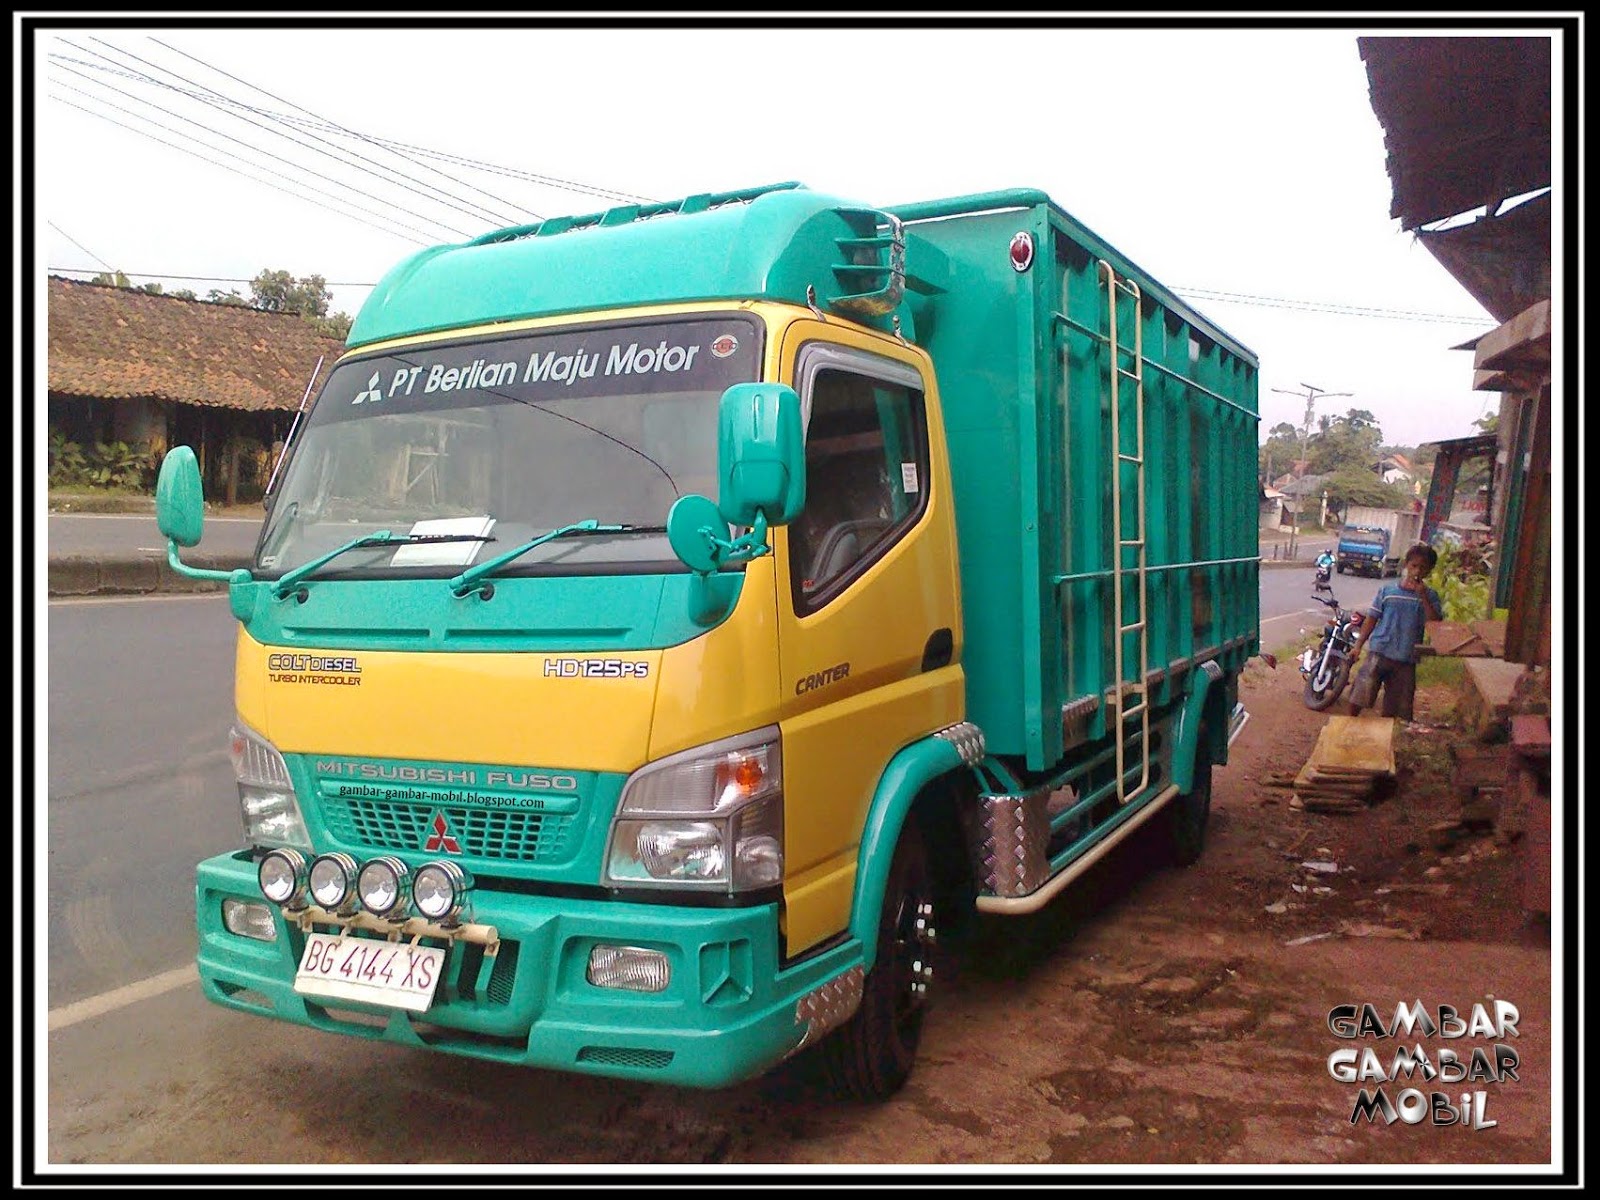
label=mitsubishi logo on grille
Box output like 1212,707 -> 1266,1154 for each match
424,812 -> 461,854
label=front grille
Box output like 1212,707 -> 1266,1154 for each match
321,797 -> 577,863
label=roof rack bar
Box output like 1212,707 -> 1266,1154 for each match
467,182 -> 806,247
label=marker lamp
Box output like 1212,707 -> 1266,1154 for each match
605,728 -> 783,893
229,721 -> 311,850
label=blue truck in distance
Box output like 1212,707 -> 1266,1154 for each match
1335,504 -> 1424,577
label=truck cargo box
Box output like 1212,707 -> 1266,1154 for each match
892,192 -> 1261,771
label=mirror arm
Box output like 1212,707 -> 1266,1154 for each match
167,540 -> 252,584
697,511 -> 771,568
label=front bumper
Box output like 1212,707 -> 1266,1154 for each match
196,850 -> 862,1088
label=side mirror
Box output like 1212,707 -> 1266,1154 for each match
717,382 -> 805,527
155,446 -> 205,547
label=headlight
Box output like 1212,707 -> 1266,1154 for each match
414,861 -> 471,924
357,856 -> 411,919
605,727 -> 783,893
308,852 -> 359,914
258,848 -> 309,907
229,721 -> 311,850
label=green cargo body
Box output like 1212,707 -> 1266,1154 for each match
890,191 -> 1260,771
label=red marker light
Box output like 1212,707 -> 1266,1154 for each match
1009,232 -> 1034,273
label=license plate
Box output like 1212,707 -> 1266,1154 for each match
293,932 -> 446,1012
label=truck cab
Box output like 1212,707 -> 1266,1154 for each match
1337,524 -> 1390,576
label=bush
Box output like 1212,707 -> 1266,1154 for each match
48,435 -> 156,491
1432,539 -> 1494,624
48,432 -> 88,487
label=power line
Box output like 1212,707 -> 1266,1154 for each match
46,222 -> 115,271
1172,285 -> 1489,326
51,66 -> 469,244
149,35 -> 536,226
52,44 -> 652,211
65,39 -> 472,240
69,38 -> 475,237
50,267 -> 377,287
49,92 -> 435,248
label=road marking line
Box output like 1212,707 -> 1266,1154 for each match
49,513 -> 261,522
1260,608 -> 1321,628
48,964 -> 199,1032
48,593 -> 229,606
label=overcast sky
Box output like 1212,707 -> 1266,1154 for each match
30,19 -> 1561,452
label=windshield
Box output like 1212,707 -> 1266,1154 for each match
1343,529 -> 1386,546
258,315 -> 762,576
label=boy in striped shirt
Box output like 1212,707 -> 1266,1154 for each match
1346,543 -> 1443,723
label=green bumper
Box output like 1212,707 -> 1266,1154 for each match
196,850 -> 863,1088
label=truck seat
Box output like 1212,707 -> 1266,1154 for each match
807,517 -> 892,586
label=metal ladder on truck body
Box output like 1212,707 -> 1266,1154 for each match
1099,259 -> 1151,802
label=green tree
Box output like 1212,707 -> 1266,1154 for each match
207,287 -> 248,306
1258,421 -> 1302,481
90,270 -> 132,288
249,268 -> 332,317
1306,407 -> 1384,476
1322,465 -> 1411,522
248,268 -> 352,340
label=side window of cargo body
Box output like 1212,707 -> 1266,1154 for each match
790,354 -> 930,615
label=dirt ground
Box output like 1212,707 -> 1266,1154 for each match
726,652 -> 1556,1167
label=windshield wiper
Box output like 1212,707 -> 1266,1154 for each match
448,520 -> 666,597
272,530 -> 495,599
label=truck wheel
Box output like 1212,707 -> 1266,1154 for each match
1167,751 -> 1213,867
824,821 -> 934,1101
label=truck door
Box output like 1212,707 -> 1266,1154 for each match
773,328 -> 963,956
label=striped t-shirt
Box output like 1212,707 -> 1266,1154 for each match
1363,581 -> 1442,664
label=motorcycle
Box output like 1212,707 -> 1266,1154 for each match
1299,592 -> 1364,711
1313,553 -> 1335,592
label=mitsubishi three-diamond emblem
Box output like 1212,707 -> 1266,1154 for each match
351,370 -> 384,405
424,812 -> 461,854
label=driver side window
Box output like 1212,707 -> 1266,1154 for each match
789,361 -> 928,614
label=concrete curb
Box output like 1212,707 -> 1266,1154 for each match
48,555 -> 251,597
50,552 -> 1316,594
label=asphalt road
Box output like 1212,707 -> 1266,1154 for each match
45,593 -> 243,1009
1258,565 -> 1382,655
48,513 -> 264,560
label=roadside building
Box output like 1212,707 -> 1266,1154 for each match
1360,35 -> 1552,668
47,275 -> 344,504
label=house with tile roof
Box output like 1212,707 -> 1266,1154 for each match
47,275 -> 346,502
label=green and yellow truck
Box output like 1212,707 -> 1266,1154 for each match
162,182 -> 1260,1100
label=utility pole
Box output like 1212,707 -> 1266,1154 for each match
1270,382 -> 1351,559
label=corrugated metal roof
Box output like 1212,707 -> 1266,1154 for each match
1358,36 -> 1551,229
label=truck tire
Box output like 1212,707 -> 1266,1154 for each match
824,821 -> 934,1101
1167,750 -> 1213,867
